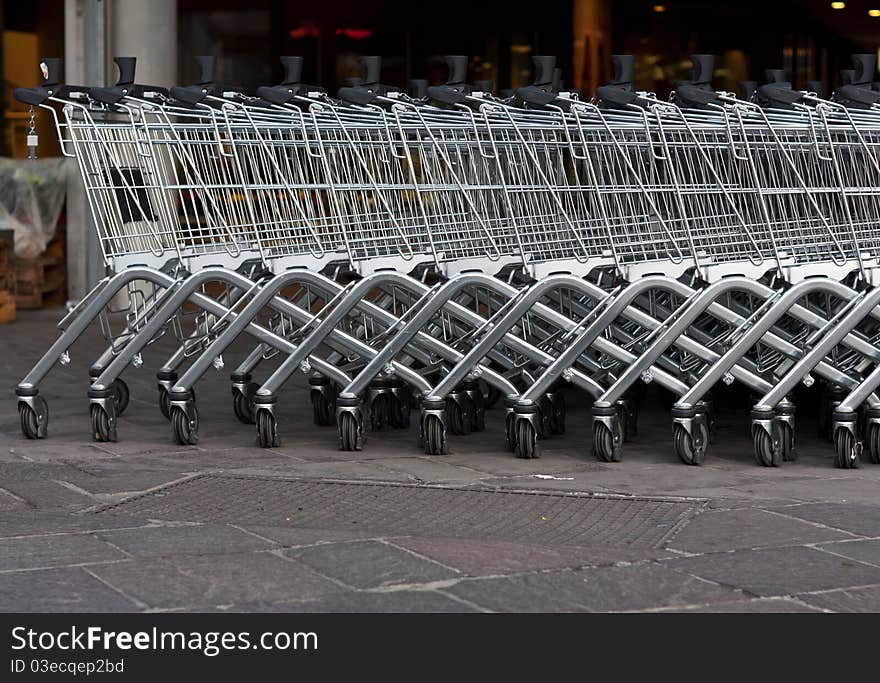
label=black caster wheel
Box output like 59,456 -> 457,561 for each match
505,412 -> 517,452
593,421 -> 622,462
672,422 -> 708,465
780,422 -> 796,462
370,393 -> 393,431
161,386 -> 195,421
447,397 -> 474,436
514,419 -> 540,459
158,386 -> 171,420
752,427 -> 778,467
866,423 -> 880,464
833,428 -> 861,469
233,389 -> 256,425
20,403 -> 39,439
171,404 -> 199,445
90,404 -> 115,443
19,398 -> 48,440
423,414 -> 447,455
112,379 -> 130,416
232,382 -> 259,425
256,408 -> 279,448
310,390 -> 335,427
338,411 -> 362,451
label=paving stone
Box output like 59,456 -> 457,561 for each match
0,488 -> 28,511
467,473 -> 614,493
70,471 -> 188,495
447,563 -> 740,612
666,546 -> 880,597
98,476 -> 697,549
286,540 -> 458,589
444,452 -> 601,478
565,463 -> 769,499
704,496 -> 806,510
1,479 -> 96,510
728,476 -> 880,507
96,523 -> 274,557
87,553 -> 341,609
815,539 -> 880,567
0,449 -> 25,464
361,457 -> 496,485
2,442 -> 113,462
0,567 -> 139,612
0,510 -> 147,539
86,454 -> 204,475
95,438 -> 279,460
768,502 -> 880,537
0,533 -> 127,571
264,460 -> 415,482
392,536 -> 669,575
0,461 -> 96,482
241,525 -> 383,547
667,508 -> 851,553
797,586 -> 880,612
269,444 -> 390,463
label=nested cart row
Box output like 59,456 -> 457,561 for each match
14,51 -> 880,468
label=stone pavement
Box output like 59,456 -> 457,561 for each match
1,309 -> 879,612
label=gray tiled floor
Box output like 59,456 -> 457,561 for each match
1,309 -> 880,612
665,545 -> 880,597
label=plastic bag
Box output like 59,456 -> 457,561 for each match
0,158 -> 69,259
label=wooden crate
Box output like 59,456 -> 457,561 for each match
15,227 -> 67,310
0,229 -> 14,323
0,291 -> 14,324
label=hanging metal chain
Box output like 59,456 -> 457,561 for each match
26,105 -> 38,160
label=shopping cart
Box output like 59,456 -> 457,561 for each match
14,50 -> 880,472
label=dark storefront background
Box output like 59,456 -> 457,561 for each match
173,0 -> 880,95
612,0 -> 878,96
4,0 -> 880,156
175,0 -> 576,95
